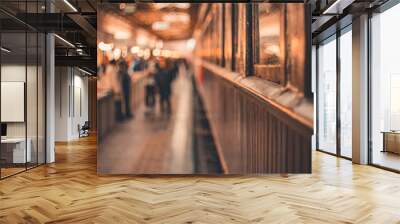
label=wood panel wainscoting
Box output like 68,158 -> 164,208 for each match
194,60 -> 313,174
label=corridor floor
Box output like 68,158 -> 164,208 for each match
98,68 -> 197,174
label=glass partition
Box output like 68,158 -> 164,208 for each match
0,1 -> 46,179
317,36 -> 337,155
339,27 -> 352,158
370,3 -> 400,171
1,30 -> 28,177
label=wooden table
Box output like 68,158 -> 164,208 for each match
1,138 -> 32,164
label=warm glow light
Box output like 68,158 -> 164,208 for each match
122,47 -> 128,57
136,35 -> 148,46
144,49 -> 151,59
171,51 -> 180,59
152,21 -> 170,31
152,48 -> 161,57
156,40 -> 163,49
161,50 -> 172,58
137,49 -> 144,57
113,48 -> 122,60
98,42 -> 114,51
175,3 -> 190,9
265,45 -> 280,55
163,13 -> 190,23
186,38 -> 196,50
114,31 -> 131,40
153,3 -> 190,9
131,46 -> 140,54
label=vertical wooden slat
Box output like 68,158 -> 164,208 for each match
197,67 -> 312,173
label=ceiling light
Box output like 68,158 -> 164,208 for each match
163,13 -> 190,23
152,21 -> 170,31
322,0 -> 354,15
153,3 -> 171,9
54,34 -> 75,48
153,3 -> 190,9
63,0 -> 78,12
1,47 -> 11,53
175,3 -> 190,9
78,67 -> 93,76
114,31 -> 131,40
98,42 -> 113,51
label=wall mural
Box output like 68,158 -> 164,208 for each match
97,3 -> 312,174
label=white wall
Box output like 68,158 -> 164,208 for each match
55,67 -> 89,141
1,65 -> 38,137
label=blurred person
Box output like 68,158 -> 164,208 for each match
154,58 -> 174,115
145,56 -> 158,114
118,59 -> 134,119
107,60 -> 124,122
97,64 -> 110,96
133,57 -> 145,72
169,59 -> 179,81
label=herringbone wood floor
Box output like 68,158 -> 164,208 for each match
1,135 -> 400,223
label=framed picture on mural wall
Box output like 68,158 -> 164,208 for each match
253,3 -> 286,84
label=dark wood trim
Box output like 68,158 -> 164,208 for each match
231,3 -> 237,72
245,3 -> 253,76
304,3 -> 313,99
201,60 -> 313,130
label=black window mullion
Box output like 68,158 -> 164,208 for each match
315,44 -> 320,151
336,29 -> 341,157
245,3 -> 253,76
